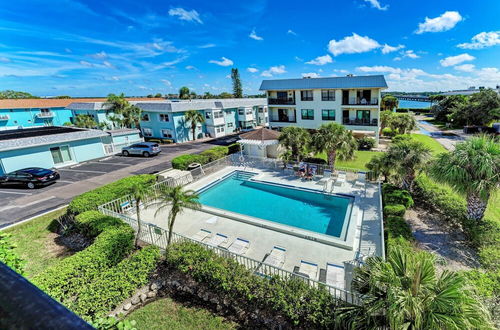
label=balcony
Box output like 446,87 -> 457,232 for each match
270,118 -> 296,123
268,98 -> 296,105
0,114 -> 9,121
343,118 -> 378,126
36,112 -> 55,118
342,98 -> 378,106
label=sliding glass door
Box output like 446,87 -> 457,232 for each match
50,146 -> 72,164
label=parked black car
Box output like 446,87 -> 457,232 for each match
0,167 -> 60,189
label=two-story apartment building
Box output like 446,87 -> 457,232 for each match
260,75 -> 388,144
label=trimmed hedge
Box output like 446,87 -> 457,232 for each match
73,245 -> 161,318
68,174 -> 157,215
227,142 -> 241,154
386,216 -> 414,241
302,157 -> 327,164
167,242 -> 343,328
171,145 -> 232,170
74,211 -> 124,238
32,225 -> 134,302
383,204 -> 406,217
384,190 -> 414,208
200,146 -> 229,162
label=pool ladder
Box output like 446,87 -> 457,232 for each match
235,172 -> 254,181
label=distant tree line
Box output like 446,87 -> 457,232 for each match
0,90 -> 39,99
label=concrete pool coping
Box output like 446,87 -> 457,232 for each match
195,169 -> 357,250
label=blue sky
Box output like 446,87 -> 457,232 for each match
0,0 -> 499,96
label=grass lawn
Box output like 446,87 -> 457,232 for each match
315,150 -> 381,171
485,192 -> 500,224
3,207 -> 70,278
125,297 -> 237,330
409,133 -> 447,156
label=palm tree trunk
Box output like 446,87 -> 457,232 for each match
328,150 -> 337,169
134,200 -> 141,248
192,125 -> 196,141
167,211 -> 177,247
466,193 -> 488,221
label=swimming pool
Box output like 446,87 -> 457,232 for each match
197,171 -> 353,239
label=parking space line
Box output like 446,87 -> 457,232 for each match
99,157 -> 113,161
57,168 -> 107,174
88,162 -> 130,166
57,180 -> 74,184
0,190 -> 32,195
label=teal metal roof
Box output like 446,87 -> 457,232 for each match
259,75 -> 388,90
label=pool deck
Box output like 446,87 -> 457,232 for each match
138,165 -> 383,289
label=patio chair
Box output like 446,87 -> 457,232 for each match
192,229 -> 212,242
306,165 -> 318,181
228,237 -> 250,255
325,262 -> 345,289
353,173 -> 366,189
263,246 -> 286,268
318,168 -> 332,185
120,200 -> 133,213
294,260 -> 319,280
335,172 -> 347,187
206,233 -> 228,247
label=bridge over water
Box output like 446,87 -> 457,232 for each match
393,95 -> 431,102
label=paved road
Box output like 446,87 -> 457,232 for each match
0,136 -> 238,228
415,117 -> 466,151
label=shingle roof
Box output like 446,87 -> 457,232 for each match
259,75 -> 388,90
0,98 -> 164,110
239,127 -> 280,141
134,98 -> 267,112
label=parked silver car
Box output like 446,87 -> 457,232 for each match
122,142 -> 161,157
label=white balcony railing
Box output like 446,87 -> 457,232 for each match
36,112 -> 55,118
0,114 -> 9,121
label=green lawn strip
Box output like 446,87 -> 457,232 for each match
314,150 -> 381,171
409,133 -> 447,155
3,208 -> 68,278
125,297 -> 237,330
485,192 -> 499,225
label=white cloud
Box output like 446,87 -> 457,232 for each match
381,44 -> 404,54
168,7 -> 203,24
247,67 -> 259,73
402,50 -> 419,59
454,64 -> 475,72
416,11 -> 462,34
208,57 -> 233,66
294,56 -> 303,62
287,29 -> 297,36
161,79 -> 172,86
198,43 -> 216,48
0,57 -> 11,63
185,65 -> 197,70
102,60 -> 115,68
249,29 -> 263,41
64,48 -> 72,53
79,60 -> 94,67
328,33 -> 380,56
440,53 -> 475,67
457,31 -> 500,49
89,51 -> 107,59
110,76 -> 120,81
306,54 -> 333,65
301,72 -> 320,78
261,65 -> 286,77
364,0 -> 388,11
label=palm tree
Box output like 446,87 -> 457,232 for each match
278,126 -> 310,162
389,113 -> 417,134
381,95 -> 399,111
153,185 -> 201,247
379,110 -> 393,135
74,114 -> 98,129
121,104 -> 142,129
386,140 -> 431,191
311,123 -> 357,169
179,86 -> 190,99
366,152 -> 393,182
338,246 -> 492,329
130,183 -> 152,248
430,135 -> 500,222
184,110 -> 205,141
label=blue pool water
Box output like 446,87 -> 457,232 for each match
198,171 -> 352,238
398,100 -> 432,109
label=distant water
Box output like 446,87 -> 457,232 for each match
398,100 -> 432,109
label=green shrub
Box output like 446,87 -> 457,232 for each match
382,127 -> 396,137
385,190 -> 414,208
382,183 -> 399,195
392,134 -> 413,144
302,157 -> 327,164
200,146 -> 228,162
227,143 -> 241,154
413,173 -> 467,226
478,245 -> 500,271
171,154 -> 208,170
32,225 -> 134,302
357,137 -> 375,150
461,269 -> 500,298
74,211 -> 124,238
386,216 -> 414,241
167,242 -> 342,327
0,232 -> 24,275
73,245 -> 161,318
68,175 -> 156,215
383,204 -> 406,217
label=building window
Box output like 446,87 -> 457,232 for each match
321,90 -> 335,101
40,108 -> 50,113
214,111 -> 223,118
322,109 -> 336,121
227,122 -> 234,128
142,128 -> 152,137
216,126 -> 225,133
161,129 -> 173,138
159,114 -> 169,122
301,109 -> 314,120
50,146 -> 72,164
238,109 -> 245,115
141,114 -> 150,121
300,90 -> 313,101
205,112 -> 211,119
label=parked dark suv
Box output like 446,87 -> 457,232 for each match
122,142 -> 161,157
0,167 -> 60,189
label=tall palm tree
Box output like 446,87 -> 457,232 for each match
387,140 -> 431,191
389,113 -> 417,134
153,185 -> 201,247
278,126 -> 310,162
311,123 -> 357,169
337,246 -> 492,329
179,86 -> 190,99
430,135 -> 500,222
381,95 -> 399,111
379,110 -> 393,135
130,183 -> 152,248
184,110 -> 205,141
366,152 -> 393,182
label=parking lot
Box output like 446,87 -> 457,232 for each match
0,135 -> 239,227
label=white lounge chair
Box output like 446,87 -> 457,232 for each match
353,173 -> 366,189
228,238 -> 250,255
192,229 -> 211,242
335,172 -> 347,187
296,260 -> 318,280
326,263 -> 345,289
206,233 -> 228,247
263,246 -> 286,268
